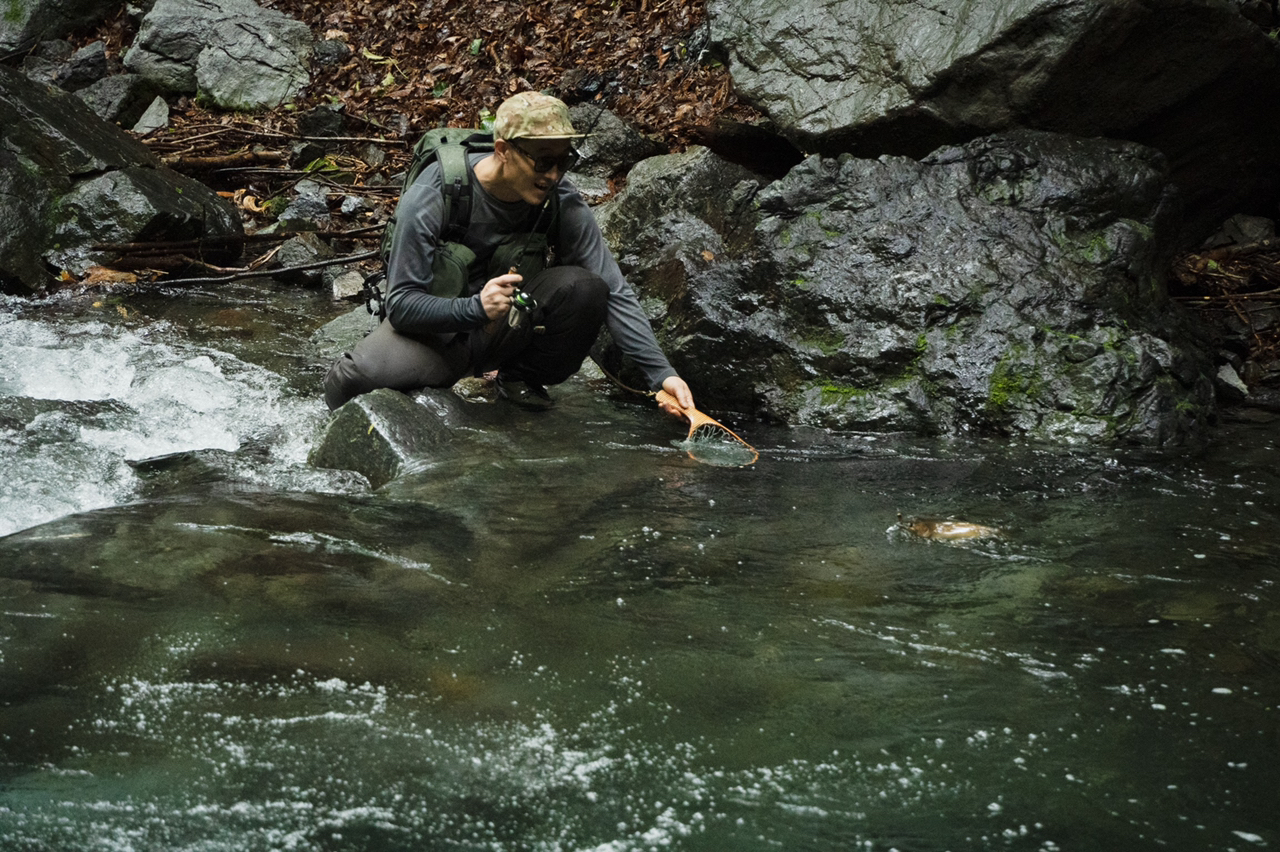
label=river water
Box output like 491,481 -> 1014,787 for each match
1,283 -> 1276,851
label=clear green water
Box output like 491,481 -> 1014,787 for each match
0,286 -> 1277,851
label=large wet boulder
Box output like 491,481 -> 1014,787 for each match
308,388 -> 461,489
0,65 -> 241,295
596,135 -> 1216,446
0,0 -> 118,55
708,0 -> 1280,245
123,0 -> 312,111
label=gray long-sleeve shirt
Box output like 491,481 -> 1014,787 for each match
384,152 -> 676,389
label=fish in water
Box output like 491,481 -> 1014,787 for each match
896,513 -> 1001,541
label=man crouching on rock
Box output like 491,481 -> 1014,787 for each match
323,90 -> 694,417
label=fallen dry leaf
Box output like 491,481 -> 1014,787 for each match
81,266 -> 139,287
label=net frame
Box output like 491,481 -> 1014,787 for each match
655,390 -> 759,467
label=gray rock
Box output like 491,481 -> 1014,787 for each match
19,55 -> 62,88
596,134 -> 1216,446
308,388 -> 458,489
290,141 -> 330,169
76,73 -> 164,126
29,38 -> 74,62
1202,213 -> 1277,250
297,103 -> 345,138
0,64 -> 241,294
1216,363 -> 1250,401
568,174 -> 612,205
58,40 -> 109,92
130,94 -> 169,134
568,106 -> 665,179
1236,0 -> 1275,28
271,231 -> 335,287
312,38 -> 352,67
0,0 -> 118,54
276,179 -> 331,230
359,143 -> 386,170
330,269 -> 367,301
311,305 -> 378,356
339,195 -> 371,215
123,0 -> 312,110
708,0 -> 1280,246
45,164 -> 235,276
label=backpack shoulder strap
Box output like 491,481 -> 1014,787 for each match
379,129 -> 493,264
435,143 -> 471,243
432,131 -> 494,242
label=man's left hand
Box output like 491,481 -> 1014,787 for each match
658,376 -> 695,418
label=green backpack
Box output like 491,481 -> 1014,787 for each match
367,128 -> 560,316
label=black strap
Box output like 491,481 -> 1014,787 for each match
436,144 -> 473,242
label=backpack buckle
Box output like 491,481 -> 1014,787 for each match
362,269 -> 387,320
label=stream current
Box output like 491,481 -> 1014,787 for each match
0,284 -> 1277,851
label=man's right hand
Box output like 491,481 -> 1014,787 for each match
479,272 -> 523,320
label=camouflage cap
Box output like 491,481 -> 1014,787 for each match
493,91 -> 587,140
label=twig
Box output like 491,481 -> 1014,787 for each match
1174,287 -> 1280,302
144,120 -> 404,148
295,134 -> 407,146
1179,300 -> 1280,315
343,111 -> 397,133
1201,238 -> 1280,261
153,249 -> 380,287
92,223 -> 385,254
150,126 -> 240,146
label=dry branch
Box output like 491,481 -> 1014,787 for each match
162,150 -> 289,170
154,249 -> 380,288
92,224 -> 385,256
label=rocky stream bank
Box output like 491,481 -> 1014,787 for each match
4,0 -> 1280,459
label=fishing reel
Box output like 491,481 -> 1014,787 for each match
508,288 -> 538,328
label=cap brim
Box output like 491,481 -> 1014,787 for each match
507,132 -> 593,140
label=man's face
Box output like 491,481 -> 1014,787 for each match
501,137 -> 575,205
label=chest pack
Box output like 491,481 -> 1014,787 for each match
367,128 -> 561,317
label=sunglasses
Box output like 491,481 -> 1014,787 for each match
506,139 -> 581,174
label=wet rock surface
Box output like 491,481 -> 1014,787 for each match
597,133 -> 1215,445
708,0 -> 1280,245
307,388 -> 460,489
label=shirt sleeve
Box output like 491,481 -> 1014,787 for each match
384,167 -> 489,335
555,184 -> 678,390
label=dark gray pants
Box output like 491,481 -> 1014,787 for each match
323,265 -> 609,410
